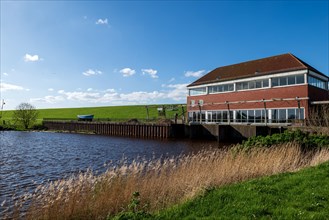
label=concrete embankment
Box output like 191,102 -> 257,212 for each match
43,121 -> 286,141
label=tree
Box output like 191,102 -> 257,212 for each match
13,103 -> 39,129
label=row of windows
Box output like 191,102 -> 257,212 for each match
236,79 -> 269,91
272,74 -> 304,87
188,108 -> 304,124
308,76 -> 327,90
189,87 -> 207,96
208,83 -> 234,93
189,74 -> 328,96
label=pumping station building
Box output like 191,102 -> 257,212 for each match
187,53 -> 329,125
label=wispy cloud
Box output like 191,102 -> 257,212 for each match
96,18 -> 108,25
32,83 -> 188,105
0,82 -> 26,92
82,69 -> 102,76
24,54 -> 40,62
184,70 -> 206,78
48,88 -> 54,92
3,72 -> 8,76
142,68 -> 158,78
30,96 -> 64,104
120,68 -> 136,77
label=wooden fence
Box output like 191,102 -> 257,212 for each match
43,121 -> 173,138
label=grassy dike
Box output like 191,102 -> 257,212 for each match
0,104 -> 186,126
123,161 -> 329,219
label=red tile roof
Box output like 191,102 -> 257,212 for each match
188,53 -> 327,87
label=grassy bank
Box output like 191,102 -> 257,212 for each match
153,160 -> 329,219
4,143 -> 329,219
0,104 -> 186,126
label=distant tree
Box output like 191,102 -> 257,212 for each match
13,103 -> 39,129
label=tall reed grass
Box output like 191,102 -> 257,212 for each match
307,104 -> 329,135
2,143 -> 329,219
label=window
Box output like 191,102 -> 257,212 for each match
308,76 -> 327,90
296,75 -> 305,84
241,110 -> 248,123
263,79 -> 269,87
222,111 -> 228,122
256,81 -> 262,88
249,81 -> 255,89
248,110 -> 255,123
236,79 -> 269,91
279,77 -> 287,86
288,76 -> 295,85
278,109 -> 287,123
272,78 -> 279,87
189,87 -> 207,96
208,83 -> 234,94
255,110 -> 262,123
272,74 -> 305,87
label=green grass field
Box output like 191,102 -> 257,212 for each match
1,104 -> 186,124
150,161 -> 329,219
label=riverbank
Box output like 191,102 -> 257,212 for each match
3,141 -> 329,219
150,160 -> 329,219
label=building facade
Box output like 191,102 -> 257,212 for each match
187,53 -> 329,125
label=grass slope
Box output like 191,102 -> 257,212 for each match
153,161 -> 329,219
1,104 -> 186,122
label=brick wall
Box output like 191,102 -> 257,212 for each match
187,85 -> 310,116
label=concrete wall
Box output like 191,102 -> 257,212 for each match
188,124 -> 285,141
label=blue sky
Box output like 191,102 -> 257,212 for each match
1,1 -> 328,110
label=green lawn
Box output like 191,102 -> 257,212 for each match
1,104 -> 186,123
149,161 -> 329,219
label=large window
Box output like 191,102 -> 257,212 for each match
308,76 -> 327,90
189,87 -> 207,96
207,110 -> 233,123
272,74 -> 305,87
208,83 -> 234,94
236,79 -> 269,91
235,109 -> 268,123
271,108 -> 304,123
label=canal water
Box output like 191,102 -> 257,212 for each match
0,131 -> 220,211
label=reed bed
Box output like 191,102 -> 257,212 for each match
3,143 -> 329,219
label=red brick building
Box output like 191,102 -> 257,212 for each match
187,53 -> 329,124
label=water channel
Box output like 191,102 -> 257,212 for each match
0,131 -> 220,213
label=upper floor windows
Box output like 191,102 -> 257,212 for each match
189,87 -> 207,96
308,76 -> 327,90
272,74 -> 304,87
236,79 -> 269,91
208,83 -> 234,94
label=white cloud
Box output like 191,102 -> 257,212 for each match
3,72 -> 8,76
82,69 -> 102,76
31,84 -> 188,105
96,18 -> 108,25
48,88 -> 54,92
184,70 -> 206,78
120,68 -> 136,77
163,83 -> 188,101
24,54 -> 40,62
142,68 -> 159,78
0,82 -> 26,92
87,88 -> 93,91
30,96 -> 64,104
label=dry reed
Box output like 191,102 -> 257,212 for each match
307,104 -> 329,135
2,143 -> 329,219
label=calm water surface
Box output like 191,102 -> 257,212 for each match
0,131 -> 220,210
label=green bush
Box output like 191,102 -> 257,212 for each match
241,130 -> 329,150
